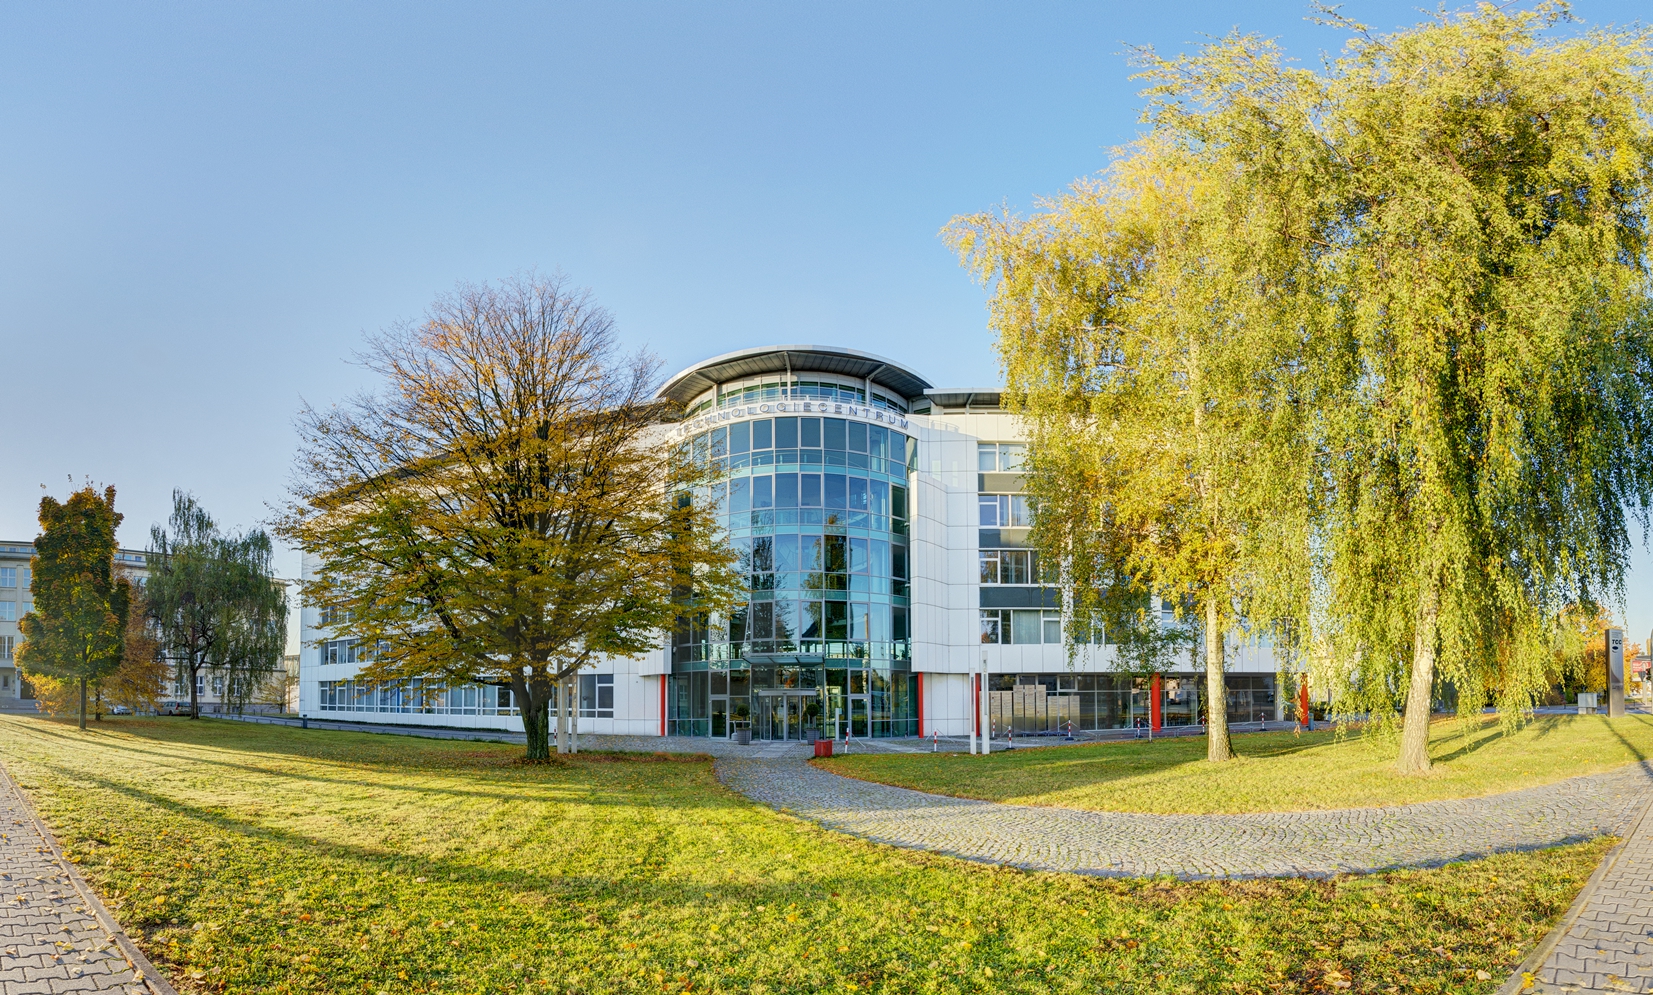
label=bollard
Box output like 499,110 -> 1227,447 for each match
932,730 -> 938,753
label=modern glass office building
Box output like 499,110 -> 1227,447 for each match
298,345 -> 1284,739
658,349 -> 923,740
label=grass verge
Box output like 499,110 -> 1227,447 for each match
818,713 -> 1653,814
0,715 -> 1614,994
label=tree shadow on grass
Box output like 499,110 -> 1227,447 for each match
1427,716 -> 1511,766
1604,714 -> 1653,764
8,751 -> 1044,944
4,719 -> 735,813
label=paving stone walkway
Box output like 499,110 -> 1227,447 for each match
717,749 -> 1653,879
0,766 -> 171,995
1520,796 -> 1653,993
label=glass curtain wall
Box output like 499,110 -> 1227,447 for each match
668,412 -> 916,738
981,673 -> 1278,735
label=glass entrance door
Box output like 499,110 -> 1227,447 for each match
756,691 -> 821,740
758,694 -> 784,741
785,695 -> 804,740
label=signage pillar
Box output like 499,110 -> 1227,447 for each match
1608,628 -> 1627,718
981,654 -> 991,756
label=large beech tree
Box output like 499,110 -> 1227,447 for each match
279,274 -> 739,760
17,486 -> 131,730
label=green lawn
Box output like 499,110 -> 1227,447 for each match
0,716 -> 1611,994
820,713 -> 1653,815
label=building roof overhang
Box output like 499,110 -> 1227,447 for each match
921,388 -> 1004,412
657,345 -> 932,406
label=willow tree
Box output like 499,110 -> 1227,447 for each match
1301,5 -> 1653,773
949,43 -> 1332,761
146,492 -> 289,719
279,274 -> 740,761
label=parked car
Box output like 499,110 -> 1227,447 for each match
108,705 -> 131,715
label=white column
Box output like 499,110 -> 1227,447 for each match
969,657 -> 978,755
571,675 -> 580,753
971,651 -> 985,750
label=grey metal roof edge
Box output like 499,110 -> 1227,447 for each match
921,387 -> 1005,408
658,344 -> 933,405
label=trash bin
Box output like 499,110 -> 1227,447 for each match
814,739 -> 833,758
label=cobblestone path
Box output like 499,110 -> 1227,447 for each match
1525,795 -> 1653,993
717,751 -> 1653,879
0,766 -> 170,995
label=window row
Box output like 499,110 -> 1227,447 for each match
978,443 -> 1027,473
979,548 -> 1044,585
984,673 -> 1278,730
980,609 -> 1061,645
171,674 -> 216,698
725,473 -> 905,517
676,602 -> 910,645
320,638 -> 387,666
693,418 -> 908,460
740,534 -> 907,578
317,679 -> 518,715
979,494 -> 1033,528
710,379 -> 906,414
979,610 -> 1107,645
315,677 -> 614,718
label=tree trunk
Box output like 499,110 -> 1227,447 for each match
78,676 -> 87,731
513,671 -> 553,761
189,663 -> 200,719
1205,594 -> 1231,762
1397,579 -> 1441,775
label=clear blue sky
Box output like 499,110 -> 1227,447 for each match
3,1 -> 1650,651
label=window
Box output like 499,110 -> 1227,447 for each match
979,549 -> 1037,584
322,639 -> 359,665
0,602 -> 13,623
579,674 -> 614,718
978,494 -> 1032,528
318,605 -> 347,627
0,568 -> 14,588
979,609 -> 1063,644
978,443 -> 1027,472
0,636 -> 12,661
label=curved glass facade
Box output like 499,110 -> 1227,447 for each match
684,375 -> 909,417
667,412 -> 917,739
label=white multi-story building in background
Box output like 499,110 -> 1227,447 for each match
0,541 -> 240,714
299,345 -> 1282,740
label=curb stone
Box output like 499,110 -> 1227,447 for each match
1496,787 -> 1653,995
0,761 -> 180,995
